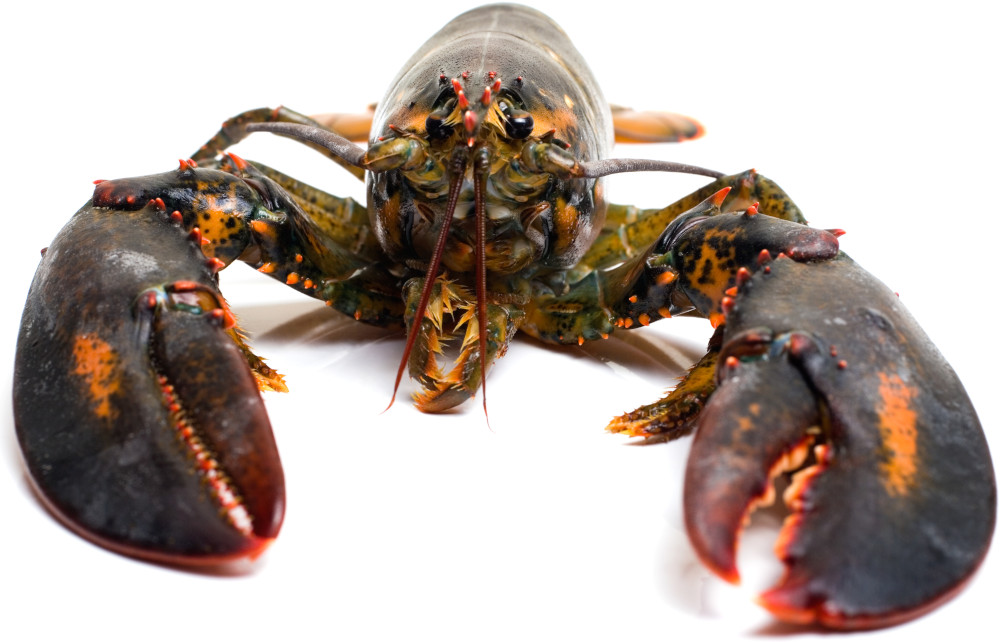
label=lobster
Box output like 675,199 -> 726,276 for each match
9,2 -> 994,632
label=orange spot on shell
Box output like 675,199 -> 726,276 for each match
655,271 -> 676,286
876,373 -> 919,497
72,334 -> 121,420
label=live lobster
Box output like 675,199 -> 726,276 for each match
12,3 -> 994,630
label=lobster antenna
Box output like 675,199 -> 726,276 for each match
245,122 -> 368,168
472,149 -> 491,424
385,147 -> 470,412
576,158 -> 724,179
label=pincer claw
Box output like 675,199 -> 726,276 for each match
14,175 -> 285,565
653,199 -> 995,628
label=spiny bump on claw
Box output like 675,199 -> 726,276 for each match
710,186 -> 733,206
188,227 -> 209,246
628,295 -> 638,303
709,312 -> 726,328
224,151 -> 249,171
725,355 -> 739,369
720,296 -> 735,316
826,228 -> 846,237
786,333 -> 813,359
745,203 -> 759,216
170,210 -> 184,224
206,257 -> 225,273
758,249 -> 773,265
171,280 -> 200,292
286,272 -> 300,285
639,313 -> 651,326
837,359 -> 848,369
480,86 -> 492,106
658,307 -> 671,318
736,266 -> 752,286
725,286 -> 738,297
257,262 -> 276,274
93,179 -> 107,185
177,158 -> 198,171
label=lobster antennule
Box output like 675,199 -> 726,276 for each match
385,147 -> 469,411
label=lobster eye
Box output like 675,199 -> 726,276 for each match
425,114 -> 453,140
504,110 -> 534,139
498,95 -> 534,139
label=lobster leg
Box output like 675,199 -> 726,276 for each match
218,158 -> 407,327
570,169 -> 806,284
605,326 -> 722,440
637,198 -> 996,627
522,170 -> 806,346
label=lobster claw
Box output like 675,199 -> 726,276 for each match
14,182 -> 285,564
658,198 -> 996,628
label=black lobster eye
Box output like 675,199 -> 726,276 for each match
504,110 -> 534,139
425,92 -> 457,140
498,95 -> 534,139
425,114 -> 453,140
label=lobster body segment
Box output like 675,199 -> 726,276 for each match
368,3 -> 612,273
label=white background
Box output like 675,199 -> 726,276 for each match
1,1 -> 996,639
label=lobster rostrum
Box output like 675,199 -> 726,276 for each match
12,3 -> 993,630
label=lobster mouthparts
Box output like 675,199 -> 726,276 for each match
684,254 -> 996,628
